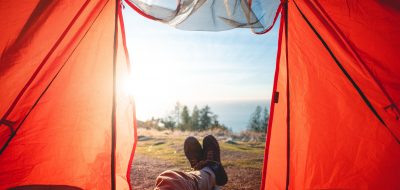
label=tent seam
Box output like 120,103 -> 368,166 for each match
111,0 -> 120,189
284,2 -> 291,190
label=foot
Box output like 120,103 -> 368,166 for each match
184,136 -> 203,169
203,135 -> 228,186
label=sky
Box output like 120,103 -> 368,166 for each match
122,7 -> 279,120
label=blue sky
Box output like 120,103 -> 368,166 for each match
122,8 -> 279,120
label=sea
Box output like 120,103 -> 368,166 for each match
199,100 -> 270,133
136,99 -> 270,133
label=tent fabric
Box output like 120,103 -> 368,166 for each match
1,0 -> 400,189
0,0 -> 135,189
263,1 -> 400,189
126,0 -> 400,188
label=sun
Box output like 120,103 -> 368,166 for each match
120,57 -> 184,120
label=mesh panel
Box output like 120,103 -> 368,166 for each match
125,0 -> 281,33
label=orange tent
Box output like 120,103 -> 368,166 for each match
0,1 -> 135,189
262,1 -> 400,189
1,0 -> 399,189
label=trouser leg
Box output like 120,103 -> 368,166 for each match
154,167 -> 216,190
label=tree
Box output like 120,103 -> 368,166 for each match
144,117 -> 161,129
247,105 -> 269,132
210,114 -> 228,131
190,105 -> 200,131
211,114 -> 219,127
199,105 -> 212,131
179,105 -> 191,131
248,105 -> 262,132
261,106 -> 269,133
174,101 -> 182,127
161,115 -> 176,131
160,104 -> 227,132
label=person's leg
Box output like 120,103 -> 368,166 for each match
154,167 -> 216,190
203,135 -> 228,186
187,167 -> 216,190
154,136 -> 216,190
153,135 -> 227,190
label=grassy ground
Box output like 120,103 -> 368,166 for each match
129,128 -> 265,190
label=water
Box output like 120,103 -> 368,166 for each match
136,99 -> 270,133
187,100 -> 270,133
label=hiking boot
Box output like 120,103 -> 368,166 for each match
184,136 -> 203,169
203,135 -> 221,162
203,135 -> 228,186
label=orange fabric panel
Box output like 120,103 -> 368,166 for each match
262,14 -> 288,190
0,1 -> 97,118
0,0 -> 108,147
115,9 -> 136,190
264,1 -> 400,189
0,0 -> 135,189
308,1 -> 400,113
298,0 -> 400,140
288,2 -> 400,188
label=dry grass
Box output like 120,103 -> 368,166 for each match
129,128 -> 265,190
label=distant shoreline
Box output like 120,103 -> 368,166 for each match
137,99 -> 270,133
